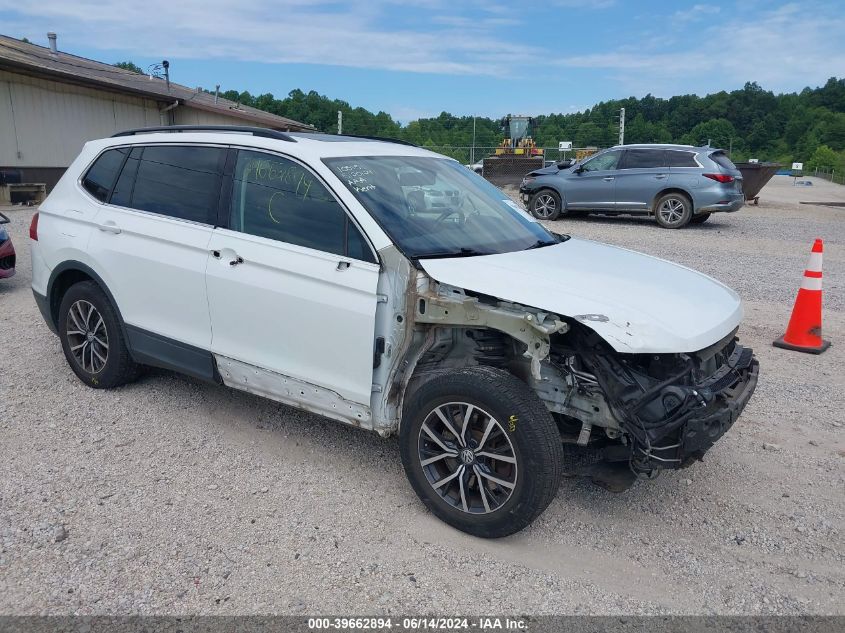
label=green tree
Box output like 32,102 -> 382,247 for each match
680,118 -> 737,149
196,76 -> 845,163
114,61 -> 144,74
807,145 -> 840,171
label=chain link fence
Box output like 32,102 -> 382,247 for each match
812,167 -> 844,186
421,146 -> 583,166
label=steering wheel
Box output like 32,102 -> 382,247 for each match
435,208 -> 464,224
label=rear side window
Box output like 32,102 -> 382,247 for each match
229,150 -> 375,263
82,148 -> 127,202
121,146 -> 225,223
710,152 -> 737,171
110,147 -> 142,207
666,151 -> 699,167
620,149 -> 666,169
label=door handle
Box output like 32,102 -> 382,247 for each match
603,176 -> 615,181
655,174 -> 668,180
97,221 -> 121,234
336,261 -> 351,271
229,256 -> 244,266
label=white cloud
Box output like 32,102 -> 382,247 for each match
552,0 -> 616,7
559,3 -> 845,96
673,4 -> 720,22
1,0 -> 544,76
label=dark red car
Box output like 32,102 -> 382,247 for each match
0,212 -> 16,279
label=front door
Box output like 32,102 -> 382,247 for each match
205,149 -> 381,408
563,149 -> 622,211
613,148 -> 669,213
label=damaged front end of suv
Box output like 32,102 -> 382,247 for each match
540,322 -> 758,480
412,238 -> 759,488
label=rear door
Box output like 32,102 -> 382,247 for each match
86,144 -> 225,369
562,149 -> 622,210
614,148 -> 668,212
708,150 -> 744,195
205,148 -> 380,408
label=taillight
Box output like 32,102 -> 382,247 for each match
29,212 -> 39,240
703,173 -> 735,183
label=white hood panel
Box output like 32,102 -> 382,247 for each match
420,239 -> 743,354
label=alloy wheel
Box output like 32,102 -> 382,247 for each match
65,299 -> 109,374
658,197 -> 686,225
417,402 -> 517,514
533,194 -> 557,219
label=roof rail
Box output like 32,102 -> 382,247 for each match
111,125 -> 297,142
338,134 -> 417,147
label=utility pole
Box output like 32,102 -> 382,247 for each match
618,107 -> 625,146
471,116 -> 477,165
337,110 -> 343,135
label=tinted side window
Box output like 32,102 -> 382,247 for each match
666,151 -> 699,167
621,149 -> 666,169
128,146 -> 224,223
82,148 -> 127,202
110,147 -> 142,207
582,150 -> 621,172
230,150 -> 375,262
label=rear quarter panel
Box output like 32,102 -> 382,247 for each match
31,142 -> 106,293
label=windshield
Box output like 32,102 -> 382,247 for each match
324,156 -> 558,258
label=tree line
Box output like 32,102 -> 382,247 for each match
114,62 -> 845,172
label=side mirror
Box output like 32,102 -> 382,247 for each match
556,159 -> 574,170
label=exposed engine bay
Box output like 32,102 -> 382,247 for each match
400,281 -> 759,486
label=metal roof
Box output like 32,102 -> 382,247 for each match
0,34 -> 314,132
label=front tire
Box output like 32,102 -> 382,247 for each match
400,367 -> 563,538
529,189 -> 562,221
58,281 -> 139,389
654,192 -> 692,228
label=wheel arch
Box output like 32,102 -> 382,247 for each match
532,185 -> 565,208
400,324 -> 535,425
47,261 -> 128,341
651,188 -> 694,213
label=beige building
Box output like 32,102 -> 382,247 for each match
0,33 -> 313,194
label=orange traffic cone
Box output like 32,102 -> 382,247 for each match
773,239 -> 830,354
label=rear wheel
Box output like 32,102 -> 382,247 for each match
690,212 -> 711,224
529,189 -> 562,221
400,367 -> 563,538
58,281 -> 139,389
654,192 -> 692,228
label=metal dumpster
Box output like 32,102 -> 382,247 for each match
734,162 -> 781,204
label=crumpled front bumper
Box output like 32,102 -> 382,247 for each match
633,344 -> 759,471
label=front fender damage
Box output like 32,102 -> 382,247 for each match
415,284 -> 569,380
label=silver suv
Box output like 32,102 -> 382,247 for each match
520,144 -> 745,228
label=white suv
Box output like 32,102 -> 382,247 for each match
30,126 -> 758,537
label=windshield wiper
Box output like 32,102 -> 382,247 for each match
524,239 -> 558,250
414,247 -> 491,260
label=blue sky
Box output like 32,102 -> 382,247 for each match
3,0 -> 845,123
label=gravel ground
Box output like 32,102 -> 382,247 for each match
1,176 -> 843,616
